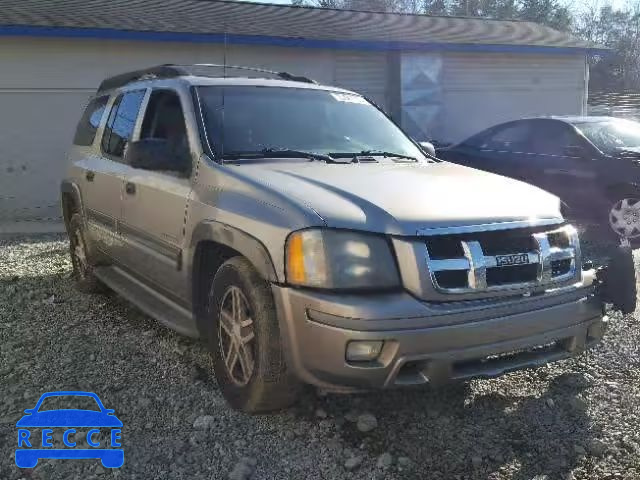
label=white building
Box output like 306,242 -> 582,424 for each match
0,0 -> 602,231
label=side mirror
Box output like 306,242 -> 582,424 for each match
419,141 -> 436,157
125,139 -> 191,175
564,145 -> 586,158
24,408 -> 34,414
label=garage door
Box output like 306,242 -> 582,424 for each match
440,53 -> 587,144
334,51 -> 390,112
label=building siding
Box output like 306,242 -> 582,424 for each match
438,52 -> 587,143
0,37 -> 588,230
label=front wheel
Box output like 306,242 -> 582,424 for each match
608,197 -> 640,240
206,256 -> 301,413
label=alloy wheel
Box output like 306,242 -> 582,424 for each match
609,198 -> 640,239
218,286 -> 256,386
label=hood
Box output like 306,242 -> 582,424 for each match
228,160 -> 562,235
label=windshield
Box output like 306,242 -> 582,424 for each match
576,119 -> 640,154
197,86 -> 426,160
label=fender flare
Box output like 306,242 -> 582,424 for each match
60,180 -> 85,229
189,221 -> 280,340
605,182 -> 640,200
189,220 -> 279,283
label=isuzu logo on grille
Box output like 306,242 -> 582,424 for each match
495,253 -> 530,267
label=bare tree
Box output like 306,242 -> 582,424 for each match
291,0 -> 345,7
292,0 -> 421,11
576,1 -> 640,90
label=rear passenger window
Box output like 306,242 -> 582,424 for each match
73,96 -> 109,146
482,123 -> 533,152
101,90 -> 146,159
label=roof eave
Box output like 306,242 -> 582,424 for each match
0,25 -> 606,55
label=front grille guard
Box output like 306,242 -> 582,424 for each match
425,225 -> 581,294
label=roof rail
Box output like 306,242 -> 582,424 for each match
96,65 -> 183,93
96,63 -> 317,92
186,64 -> 317,84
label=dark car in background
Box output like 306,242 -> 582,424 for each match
438,117 -> 640,241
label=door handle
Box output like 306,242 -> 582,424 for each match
125,182 -> 136,195
85,171 -> 95,182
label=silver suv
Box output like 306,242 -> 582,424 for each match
61,64 -> 629,413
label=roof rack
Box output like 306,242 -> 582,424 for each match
96,63 -> 317,92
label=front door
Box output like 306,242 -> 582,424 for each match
524,120 -> 603,219
120,88 -> 193,305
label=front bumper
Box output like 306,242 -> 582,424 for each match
272,281 -> 606,392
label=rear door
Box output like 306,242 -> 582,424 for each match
119,88 -> 193,304
77,91 -> 145,258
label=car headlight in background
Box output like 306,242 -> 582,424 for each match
285,229 -> 400,289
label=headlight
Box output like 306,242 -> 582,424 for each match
285,229 -> 400,289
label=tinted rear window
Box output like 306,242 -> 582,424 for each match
73,96 -> 109,146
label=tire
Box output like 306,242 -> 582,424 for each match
608,195 -> 640,240
602,245 -> 637,314
68,213 -> 104,294
205,256 -> 301,413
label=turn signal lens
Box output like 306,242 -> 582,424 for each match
285,230 -> 328,286
287,232 -> 306,284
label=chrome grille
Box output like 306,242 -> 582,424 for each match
425,225 -> 580,294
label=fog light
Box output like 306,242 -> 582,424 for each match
346,341 -> 383,362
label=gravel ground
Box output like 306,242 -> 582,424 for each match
1,233 -> 640,480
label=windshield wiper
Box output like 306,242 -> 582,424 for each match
330,150 -> 419,162
223,148 -> 346,163
359,150 -> 418,161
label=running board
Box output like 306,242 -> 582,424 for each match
94,266 -> 199,338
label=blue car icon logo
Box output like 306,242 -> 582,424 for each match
16,391 -> 123,468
